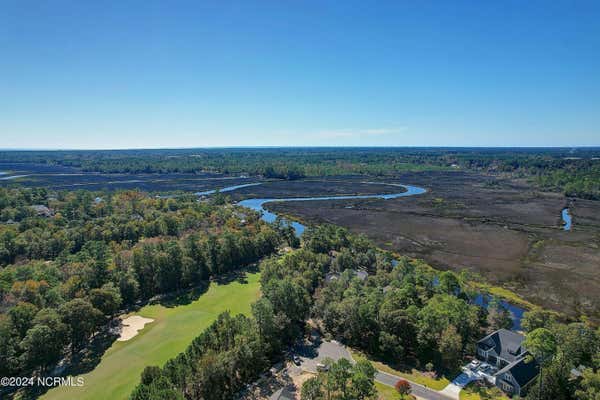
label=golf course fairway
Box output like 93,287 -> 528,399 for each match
42,272 -> 261,400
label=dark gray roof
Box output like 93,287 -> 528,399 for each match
477,329 -> 526,362
270,388 -> 295,400
498,356 -> 539,387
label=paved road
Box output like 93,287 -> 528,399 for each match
374,369 -> 454,400
293,336 -> 455,400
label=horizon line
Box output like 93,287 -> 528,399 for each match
1,145 -> 600,152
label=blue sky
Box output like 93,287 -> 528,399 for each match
1,0 -> 599,149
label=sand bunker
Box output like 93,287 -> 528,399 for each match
117,315 -> 154,341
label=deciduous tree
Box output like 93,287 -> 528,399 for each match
395,379 -> 411,399
59,299 -> 103,356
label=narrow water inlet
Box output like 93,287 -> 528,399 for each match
562,207 -> 572,231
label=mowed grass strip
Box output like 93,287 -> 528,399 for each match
348,348 -> 450,391
375,382 -> 397,399
42,272 -> 261,400
459,382 -> 508,400
375,381 -> 418,399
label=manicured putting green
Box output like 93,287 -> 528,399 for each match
42,272 -> 261,400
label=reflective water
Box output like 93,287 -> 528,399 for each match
562,208 -> 572,231
0,174 -> 31,180
429,276 -> 525,330
195,183 -> 262,196
237,183 -> 427,236
472,294 -> 525,331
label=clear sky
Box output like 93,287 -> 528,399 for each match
1,0 -> 599,149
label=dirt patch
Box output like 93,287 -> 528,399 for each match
117,316 -> 154,341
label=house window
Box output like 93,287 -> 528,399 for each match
505,374 -> 512,383
502,382 -> 513,393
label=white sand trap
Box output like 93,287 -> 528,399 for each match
117,315 -> 154,341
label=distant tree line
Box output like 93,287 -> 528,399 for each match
3,147 -> 600,197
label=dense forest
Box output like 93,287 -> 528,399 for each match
0,187 -> 292,384
2,147 -> 600,198
130,225 -> 600,400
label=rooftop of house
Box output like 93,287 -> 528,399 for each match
325,272 -> 340,283
497,356 -> 539,387
477,329 -> 527,363
570,365 -> 588,379
270,388 -> 295,400
325,269 -> 369,283
30,204 -> 53,216
354,270 -> 368,281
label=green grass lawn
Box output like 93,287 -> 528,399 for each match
459,382 -> 508,400
375,381 -> 417,399
349,349 -> 450,390
375,381 -> 397,399
42,272 -> 261,400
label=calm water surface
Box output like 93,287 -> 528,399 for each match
562,208 -> 572,231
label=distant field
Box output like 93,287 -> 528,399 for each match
0,161 -> 257,192
42,272 -> 261,400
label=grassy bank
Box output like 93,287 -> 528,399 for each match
459,382 -> 508,400
349,349 -> 450,391
470,282 -> 535,310
376,381 -> 414,399
42,272 -> 262,400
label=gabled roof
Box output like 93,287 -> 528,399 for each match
325,272 -> 340,283
270,388 -> 295,400
497,356 -> 539,387
325,269 -> 368,283
477,329 -> 526,363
